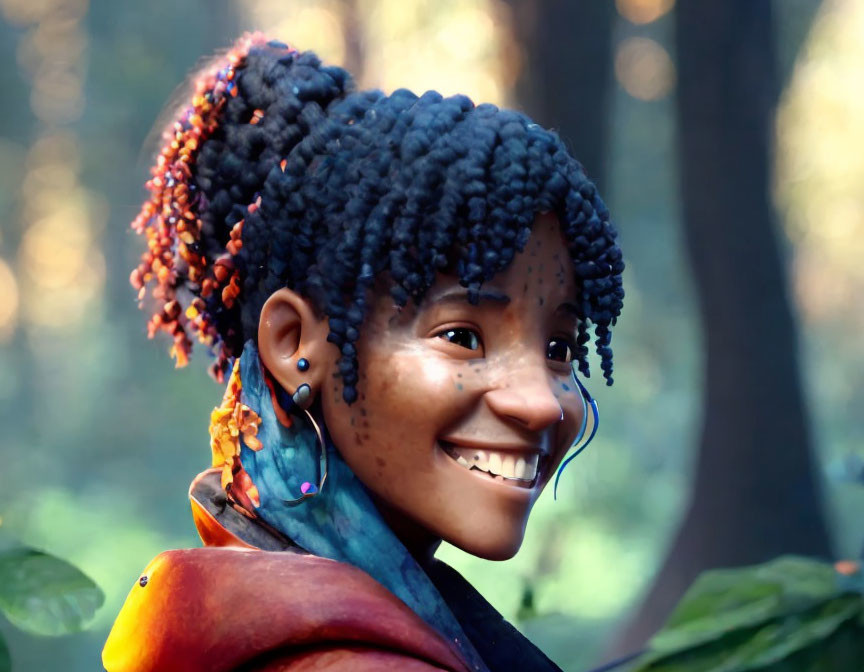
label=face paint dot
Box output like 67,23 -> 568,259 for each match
456,383 -> 463,391
562,383 -> 570,391
300,482 -> 317,495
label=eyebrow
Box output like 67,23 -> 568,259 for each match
425,288 -> 512,307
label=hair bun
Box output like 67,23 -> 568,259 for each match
130,34 -> 351,382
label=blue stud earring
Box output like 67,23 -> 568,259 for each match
297,358 -> 309,372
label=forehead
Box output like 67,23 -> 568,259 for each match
380,213 -> 577,325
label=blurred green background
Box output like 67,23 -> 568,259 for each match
0,0 -> 862,670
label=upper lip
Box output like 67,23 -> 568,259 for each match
438,437 -> 546,456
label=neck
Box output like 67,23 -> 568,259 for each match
372,495 -> 442,567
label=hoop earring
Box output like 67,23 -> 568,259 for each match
553,372 -> 599,501
270,381 -> 329,505
282,404 -> 329,505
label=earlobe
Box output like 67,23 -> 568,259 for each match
257,288 -> 333,398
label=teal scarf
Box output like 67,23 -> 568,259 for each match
235,341 -> 488,671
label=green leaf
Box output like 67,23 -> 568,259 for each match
0,547 -> 104,636
0,631 -> 9,672
635,587 -> 864,671
638,599 -> 864,672
647,556 -> 844,655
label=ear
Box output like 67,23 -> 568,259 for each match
257,288 -> 335,400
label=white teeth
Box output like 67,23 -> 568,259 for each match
444,442 -> 540,484
514,456 -> 527,479
527,453 -> 539,475
502,455 -> 516,479
488,452 -> 502,476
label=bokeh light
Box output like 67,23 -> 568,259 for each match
777,0 -> 864,335
236,0 -> 347,66
614,37 -> 676,101
615,0 -> 675,25
235,0 -> 510,106
362,0 -> 507,105
0,257 -> 19,342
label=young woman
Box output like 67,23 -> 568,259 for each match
103,33 -> 624,672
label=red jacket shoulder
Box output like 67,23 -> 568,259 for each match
102,547 -> 469,672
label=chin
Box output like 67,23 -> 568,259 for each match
445,521 -> 527,561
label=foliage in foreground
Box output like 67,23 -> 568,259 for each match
632,555 -> 864,671
0,544 -> 104,672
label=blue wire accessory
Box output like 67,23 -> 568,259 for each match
553,370 -> 599,500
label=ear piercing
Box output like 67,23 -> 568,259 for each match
292,383 -> 312,409
293,358 -> 312,408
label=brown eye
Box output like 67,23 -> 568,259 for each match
437,328 -> 482,351
547,338 -> 575,363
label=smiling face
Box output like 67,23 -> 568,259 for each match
318,213 -> 587,561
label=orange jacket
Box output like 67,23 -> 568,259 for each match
102,470 -> 474,672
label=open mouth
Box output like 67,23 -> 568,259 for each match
439,440 -> 542,489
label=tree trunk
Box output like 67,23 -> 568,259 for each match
609,0 -> 833,655
503,0 -> 616,189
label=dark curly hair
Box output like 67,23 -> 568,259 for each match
131,33 -> 624,403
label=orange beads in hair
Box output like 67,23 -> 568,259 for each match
130,33 -> 296,382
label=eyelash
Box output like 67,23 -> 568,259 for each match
434,327 -> 577,364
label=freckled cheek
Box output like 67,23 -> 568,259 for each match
359,353 -> 469,439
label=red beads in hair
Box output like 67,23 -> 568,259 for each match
130,33 -> 295,381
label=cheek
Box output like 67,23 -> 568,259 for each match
328,351 -> 477,466
554,382 -> 586,456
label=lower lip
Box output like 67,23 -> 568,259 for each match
437,443 -> 542,492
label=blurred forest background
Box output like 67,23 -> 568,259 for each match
0,0 -> 862,670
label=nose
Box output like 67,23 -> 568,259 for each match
483,364 -> 564,432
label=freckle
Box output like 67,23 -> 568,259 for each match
332,372 -> 340,379
360,408 -> 367,416
363,420 -> 369,428
363,433 -> 370,440
350,416 -> 355,426
474,368 -> 481,374
527,265 -> 532,273
523,283 -> 528,294
375,456 -> 386,468
457,373 -> 462,378
355,432 -> 363,445
538,297 -> 544,306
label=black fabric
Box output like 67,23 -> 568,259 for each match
425,559 -> 563,672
